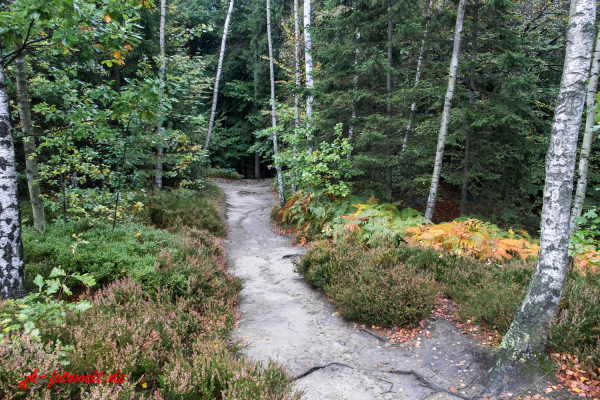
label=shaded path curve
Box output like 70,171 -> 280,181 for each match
219,179 -> 488,400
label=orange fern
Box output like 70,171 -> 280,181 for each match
405,219 -> 539,261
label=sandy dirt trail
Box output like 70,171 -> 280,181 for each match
219,179 -> 488,400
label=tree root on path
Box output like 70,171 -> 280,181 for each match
290,362 -> 476,400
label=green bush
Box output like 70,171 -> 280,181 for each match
23,220 -> 173,293
202,167 -> 244,180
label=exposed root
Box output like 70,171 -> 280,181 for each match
290,362 -> 475,400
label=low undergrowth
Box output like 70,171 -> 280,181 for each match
297,237 -> 600,376
1,186 -> 299,399
202,167 -> 244,180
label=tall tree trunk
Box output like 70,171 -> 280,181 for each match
267,0 -> 286,209
424,0 -> 467,222
291,0 -> 301,192
254,42 -> 261,179
304,0 -> 314,152
570,26 -> 600,231
0,53 -> 27,299
460,0 -> 478,217
155,0 -> 167,190
15,54 -> 45,234
403,0 -> 433,152
347,31 -> 360,158
204,0 -> 235,150
486,0 -> 595,393
385,0 -> 393,200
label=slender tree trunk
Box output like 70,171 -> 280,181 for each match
403,0 -> 433,152
424,0 -> 467,222
570,26 -> 600,231
204,0 -> 235,150
347,31 -> 360,159
267,0 -> 286,209
460,0 -> 478,217
15,54 -> 45,234
304,0 -> 314,152
292,0 -> 301,192
486,0 -> 595,393
254,42 -> 261,179
155,0 -> 167,190
385,0 -> 393,200
0,53 -> 27,299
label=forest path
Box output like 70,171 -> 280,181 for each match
218,179 -> 488,400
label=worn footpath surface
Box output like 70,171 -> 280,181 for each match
218,179 -> 563,400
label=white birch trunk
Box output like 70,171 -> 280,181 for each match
254,42 -> 261,180
385,1 -> 393,198
347,31 -> 360,159
0,55 -> 27,299
267,0 -> 286,208
424,0 -> 467,222
403,0 -> 433,153
204,0 -> 234,150
15,55 -> 45,234
487,0 -> 596,393
570,26 -> 600,231
155,0 -> 167,190
292,0 -> 301,192
304,0 -> 314,152
460,0 -> 478,217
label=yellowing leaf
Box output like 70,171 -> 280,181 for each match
142,383 -> 147,388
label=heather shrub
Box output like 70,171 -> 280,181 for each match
4,188 -> 299,399
298,237 -> 439,327
162,337 -> 297,399
136,188 -> 226,236
549,278 -> 600,371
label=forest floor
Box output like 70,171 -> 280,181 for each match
217,179 -> 573,400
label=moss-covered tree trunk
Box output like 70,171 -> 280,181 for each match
267,0 -> 285,208
486,0 -> 596,393
15,54 -> 45,234
155,0 -> 166,190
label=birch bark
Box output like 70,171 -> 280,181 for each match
570,26 -> 600,230
385,1 -> 393,199
204,0 -> 234,150
0,53 -> 27,299
403,0 -> 433,152
155,0 -> 166,190
254,42 -> 261,179
292,0 -> 301,192
486,0 -> 596,392
15,54 -> 45,234
304,0 -> 314,151
460,0 -> 478,216
424,0 -> 467,222
267,0 -> 286,208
